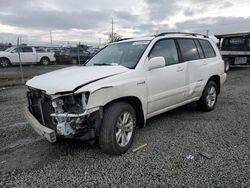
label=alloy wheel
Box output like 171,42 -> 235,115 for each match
115,112 -> 134,147
206,86 -> 216,108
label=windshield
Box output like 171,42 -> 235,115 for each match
5,47 -> 15,52
86,40 -> 150,69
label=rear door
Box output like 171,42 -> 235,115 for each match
177,38 -> 204,99
146,39 -> 187,114
20,47 -> 37,63
198,39 -> 217,79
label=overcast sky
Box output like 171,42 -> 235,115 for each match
0,0 -> 250,46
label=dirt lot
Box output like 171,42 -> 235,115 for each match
0,65 -> 72,87
0,67 -> 250,187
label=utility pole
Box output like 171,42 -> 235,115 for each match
111,18 -> 114,43
77,41 -> 81,64
17,37 -> 24,84
50,31 -> 52,46
206,29 -> 209,36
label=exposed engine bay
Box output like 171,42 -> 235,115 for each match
27,88 -> 101,141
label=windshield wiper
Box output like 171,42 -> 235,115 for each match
93,63 -> 112,66
94,62 -> 119,66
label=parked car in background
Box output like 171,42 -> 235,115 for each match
0,46 -> 56,67
25,32 -> 226,155
216,32 -> 250,71
57,47 -> 92,64
88,47 -> 101,56
45,47 -> 62,56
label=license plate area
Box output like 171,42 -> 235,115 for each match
235,57 -> 247,64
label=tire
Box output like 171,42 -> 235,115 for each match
0,58 -> 11,68
40,57 -> 50,65
71,58 -> 78,64
197,80 -> 218,112
99,102 -> 136,155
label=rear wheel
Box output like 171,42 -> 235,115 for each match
0,58 -> 11,68
197,80 -> 218,112
40,57 -> 50,65
99,102 -> 136,155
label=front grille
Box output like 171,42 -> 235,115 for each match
27,89 -> 56,130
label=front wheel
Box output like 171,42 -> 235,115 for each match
197,80 -> 218,112
99,102 -> 136,155
0,58 -> 11,68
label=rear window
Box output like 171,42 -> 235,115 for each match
199,40 -> 216,58
22,47 -> 33,53
177,39 -> 199,61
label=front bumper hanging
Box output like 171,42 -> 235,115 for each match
24,107 -> 57,143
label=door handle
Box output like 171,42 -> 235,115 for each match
177,67 -> 184,72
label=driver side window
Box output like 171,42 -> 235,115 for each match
12,48 -> 23,53
149,39 -> 179,66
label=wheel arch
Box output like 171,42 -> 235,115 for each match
40,56 -> 50,62
104,96 -> 145,128
207,75 -> 220,94
0,57 -> 11,62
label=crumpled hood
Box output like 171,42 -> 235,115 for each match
26,65 -> 129,94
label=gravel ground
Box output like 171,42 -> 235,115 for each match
0,67 -> 250,187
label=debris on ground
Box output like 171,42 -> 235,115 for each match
132,144 -> 147,152
199,152 -> 213,159
186,155 -> 195,160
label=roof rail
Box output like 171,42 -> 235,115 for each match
116,38 -> 133,42
155,32 -> 209,38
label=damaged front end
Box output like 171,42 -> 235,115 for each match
26,88 -> 102,142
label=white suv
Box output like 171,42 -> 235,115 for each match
25,32 -> 227,155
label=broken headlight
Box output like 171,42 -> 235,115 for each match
58,92 -> 90,114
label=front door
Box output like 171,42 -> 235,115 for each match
146,39 -> 187,114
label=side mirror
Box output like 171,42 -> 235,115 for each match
147,57 -> 165,71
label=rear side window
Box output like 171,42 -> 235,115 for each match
194,40 -> 205,58
22,47 -> 33,53
177,39 -> 199,61
199,40 -> 216,58
149,39 -> 179,66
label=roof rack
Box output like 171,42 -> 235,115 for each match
155,32 -> 209,38
116,38 -> 133,42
